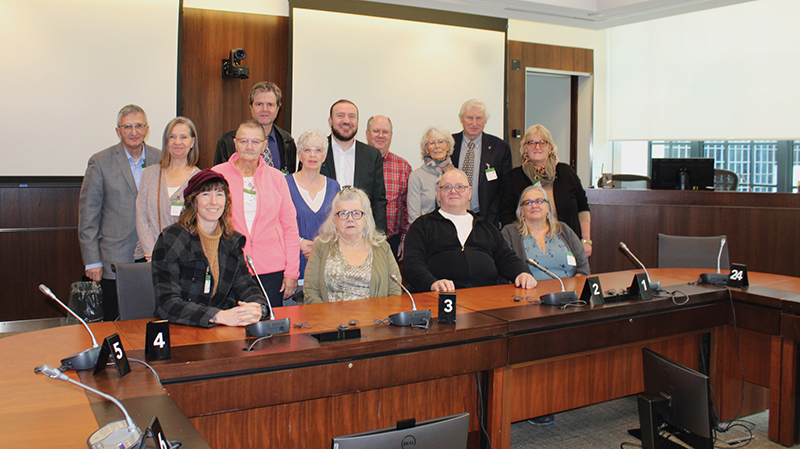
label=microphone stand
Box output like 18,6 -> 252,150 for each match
388,274 -> 431,327
244,255 -> 290,337
35,364 -> 144,448
700,237 -> 730,285
38,284 -> 102,370
618,243 -> 661,291
525,259 -> 578,305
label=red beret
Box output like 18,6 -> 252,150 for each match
184,168 -> 228,198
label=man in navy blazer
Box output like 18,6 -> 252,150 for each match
79,105 -> 161,320
451,99 -> 512,228
319,99 -> 387,233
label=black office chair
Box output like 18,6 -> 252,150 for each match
597,174 -> 651,189
714,169 -> 739,191
112,262 -> 156,320
657,234 -> 729,270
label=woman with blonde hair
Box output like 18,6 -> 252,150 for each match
501,183 -> 589,281
499,124 -> 592,257
303,187 -> 401,304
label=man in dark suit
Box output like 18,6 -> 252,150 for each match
451,99 -> 512,228
79,104 -> 161,320
214,81 -> 297,172
319,99 -> 387,233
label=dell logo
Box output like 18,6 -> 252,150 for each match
401,435 -> 416,448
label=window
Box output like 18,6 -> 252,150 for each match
648,140 -> 796,192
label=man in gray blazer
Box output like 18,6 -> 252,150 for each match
79,105 -> 161,320
320,99 -> 387,233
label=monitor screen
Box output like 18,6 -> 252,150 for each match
651,158 -> 715,190
639,348 -> 714,449
332,413 -> 469,449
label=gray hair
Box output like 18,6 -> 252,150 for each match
521,124 -> 558,181
296,130 -> 328,155
366,115 -> 393,133
516,183 -> 561,239
316,187 -> 386,246
458,99 -> 489,121
419,126 -> 455,159
117,104 -> 147,127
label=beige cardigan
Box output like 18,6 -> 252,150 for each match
303,239 -> 402,304
135,165 -> 200,256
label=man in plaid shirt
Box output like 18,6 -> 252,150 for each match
366,115 -> 411,260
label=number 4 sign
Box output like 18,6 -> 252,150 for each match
146,320 -> 172,361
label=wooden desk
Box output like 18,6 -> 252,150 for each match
2,269 -> 799,448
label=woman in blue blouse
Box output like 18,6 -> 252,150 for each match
285,131 -> 341,293
501,183 -> 589,280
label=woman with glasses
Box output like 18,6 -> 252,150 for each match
284,131 -> 340,296
213,120 -> 300,309
136,117 -> 201,260
303,188 -> 401,304
501,183 -> 589,281
499,124 -> 592,257
407,126 -> 455,224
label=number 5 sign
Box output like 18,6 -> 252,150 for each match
93,333 -> 131,378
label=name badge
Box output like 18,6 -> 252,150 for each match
170,201 -> 184,216
204,267 -> 211,294
244,188 -> 257,204
566,253 -> 576,266
485,166 -> 497,181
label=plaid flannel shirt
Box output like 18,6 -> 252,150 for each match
382,152 -> 412,240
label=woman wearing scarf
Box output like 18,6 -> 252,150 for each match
407,126 -> 455,224
499,124 -> 593,257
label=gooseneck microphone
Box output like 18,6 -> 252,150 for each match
38,284 -> 102,370
35,364 -> 144,449
700,237 -> 729,285
525,258 -> 579,305
388,274 -> 431,327
244,255 -> 290,337
618,242 -> 661,291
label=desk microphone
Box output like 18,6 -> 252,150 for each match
38,284 -> 101,370
34,364 -> 144,449
388,274 -> 431,327
525,258 -> 578,305
618,243 -> 661,291
700,237 -> 729,285
244,255 -> 290,337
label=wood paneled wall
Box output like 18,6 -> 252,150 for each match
507,41 -> 593,167
587,189 -> 800,277
179,8 -> 290,169
0,183 -> 84,321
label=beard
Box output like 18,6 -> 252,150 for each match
332,125 -> 357,142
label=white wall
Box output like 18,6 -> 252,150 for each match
508,20 -> 609,184
608,0 -> 800,141
0,0 -> 178,176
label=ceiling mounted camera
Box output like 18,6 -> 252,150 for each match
222,48 -> 249,79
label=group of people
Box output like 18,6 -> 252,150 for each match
78,81 -> 592,328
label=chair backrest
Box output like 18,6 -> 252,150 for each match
714,169 -> 739,191
597,174 -> 651,189
112,262 -> 156,320
657,234 -> 730,270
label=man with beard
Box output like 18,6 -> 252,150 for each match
320,99 -> 387,233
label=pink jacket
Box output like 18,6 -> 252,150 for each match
213,155 -> 300,278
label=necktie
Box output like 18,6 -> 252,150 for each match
463,142 -> 476,187
261,148 -> 274,167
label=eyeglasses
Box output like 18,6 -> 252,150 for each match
426,139 -> 447,147
300,147 -> 324,154
522,198 -> 549,207
335,210 -> 365,220
236,138 -> 264,147
438,184 -> 469,192
512,295 -> 541,304
119,123 -> 147,132
369,130 -> 392,136
524,140 -> 549,147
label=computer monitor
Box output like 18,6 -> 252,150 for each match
651,158 -> 715,190
633,348 -> 715,449
331,413 -> 469,449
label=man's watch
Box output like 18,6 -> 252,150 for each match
260,303 -> 268,319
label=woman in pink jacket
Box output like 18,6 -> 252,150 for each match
213,120 -> 300,308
